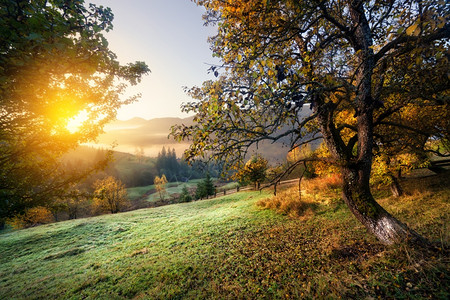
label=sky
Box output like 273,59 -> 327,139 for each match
91,0 -> 219,120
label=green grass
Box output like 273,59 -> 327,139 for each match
127,184 -> 156,200
217,181 -> 240,191
1,175 -> 448,299
127,179 -> 203,202
127,179 -> 229,203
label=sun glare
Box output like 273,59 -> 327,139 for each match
66,110 -> 89,133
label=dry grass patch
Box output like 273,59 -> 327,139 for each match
257,189 -> 318,218
302,173 -> 343,192
258,174 -> 343,218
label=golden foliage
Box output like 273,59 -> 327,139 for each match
154,174 -> 168,200
287,144 -> 312,164
310,143 -> 340,177
7,207 -> 54,229
92,176 -> 129,214
235,155 -> 268,187
371,153 -> 427,186
302,174 -> 343,193
258,173 -> 344,218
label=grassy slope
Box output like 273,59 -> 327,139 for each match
1,175 -> 449,299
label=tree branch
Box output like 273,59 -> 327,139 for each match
374,24 -> 450,63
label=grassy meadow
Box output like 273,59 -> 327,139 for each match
0,174 -> 448,299
127,179 -> 239,203
127,179 -> 204,202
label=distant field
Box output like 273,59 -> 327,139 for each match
127,179 -> 231,203
1,174 -> 448,299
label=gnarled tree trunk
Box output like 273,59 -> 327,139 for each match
313,3 -> 425,245
318,107 -> 421,244
341,167 -> 421,245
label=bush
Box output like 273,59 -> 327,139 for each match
7,206 -> 54,229
302,174 -> 342,192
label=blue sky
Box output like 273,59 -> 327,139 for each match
92,0 -> 218,120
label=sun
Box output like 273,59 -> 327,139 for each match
66,110 -> 89,133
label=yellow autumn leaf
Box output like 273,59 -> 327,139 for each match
406,23 -> 420,36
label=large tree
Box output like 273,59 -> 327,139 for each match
0,0 -> 149,223
172,0 -> 449,244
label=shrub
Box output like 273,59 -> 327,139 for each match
7,206 -> 54,229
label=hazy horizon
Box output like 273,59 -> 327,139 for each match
90,0 -> 219,121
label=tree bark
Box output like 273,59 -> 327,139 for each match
341,167 -> 422,245
389,175 -> 403,198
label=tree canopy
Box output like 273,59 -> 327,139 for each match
172,0 -> 449,244
0,0 -> 149,221
93,176 -> 129,214
237,155 -> 269,189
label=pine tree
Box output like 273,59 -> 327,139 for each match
179,185 -> 192,203
203,173 -> 215,197
195,181 -> 206,200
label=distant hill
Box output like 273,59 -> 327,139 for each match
91,109 -> 320,163
91,116 -> 195,158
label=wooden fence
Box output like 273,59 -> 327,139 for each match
145,178 -> 304,208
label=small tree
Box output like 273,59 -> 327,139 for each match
237,155 -> 268,190
54,188 -> 90,220
134,147 -> 145,163
203,173 -> 215,196
195,174 -> 215,199
154,174 -> 168,201
179,185 -> 193,203
371,152 -> 427,197
195,181 -> 206,199
93,177 -> 129,214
